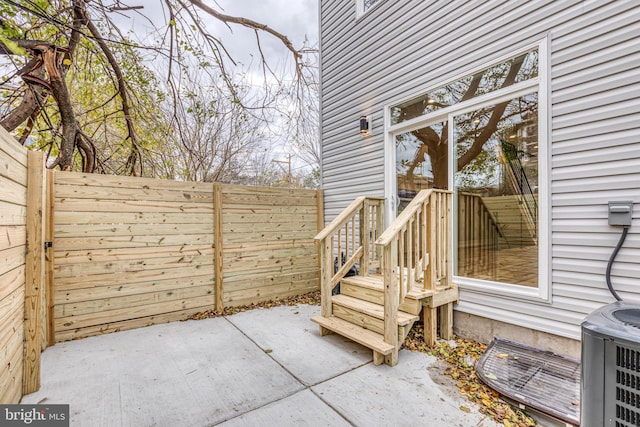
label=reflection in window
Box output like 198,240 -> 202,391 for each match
396,122 -> 447,213
390,49 -> 538,125
363,0 -> 381,12
454,93 -> 539,287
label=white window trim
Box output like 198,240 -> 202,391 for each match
384,38 -> 551,303
356,0 -> 383,19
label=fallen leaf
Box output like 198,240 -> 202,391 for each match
264,349 -> 273,354
497,353 -> 509,359
571,400 -> 580,406
460,405 -> 470,413
485,373 -> 497,380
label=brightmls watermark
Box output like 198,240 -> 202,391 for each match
0,405 -> 68,426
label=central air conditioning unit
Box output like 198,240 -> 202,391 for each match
582,301 -> 640,427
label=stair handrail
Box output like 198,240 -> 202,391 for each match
375,189 -> 452,364
457,192 -> 501,279
315,196 -> 385,319
500,140 -> 537,241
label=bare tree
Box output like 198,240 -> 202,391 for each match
0,0 -> 314,175
398,52 -> 532,189
148,72 -> 266,182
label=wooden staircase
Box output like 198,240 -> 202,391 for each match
481,195 -> 538,247
311,190 -> 458,366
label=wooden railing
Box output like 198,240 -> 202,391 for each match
457,193 -> 501,280
314,197 -> 384,318
375,189 -> 452,360
500,140 -> 538,242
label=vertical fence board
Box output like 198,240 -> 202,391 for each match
22,151 -> 45,394
45,170 -> 55,347
214,183 -> 224,312
0,127 -> 27,403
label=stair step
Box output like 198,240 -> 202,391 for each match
332,294 -> 418,326
340,274 -> 385,289
340,275 -> 434,315
341,275 -> 435,299
310,316 -> 394,355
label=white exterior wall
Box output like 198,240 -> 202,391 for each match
320,0 -> 640,340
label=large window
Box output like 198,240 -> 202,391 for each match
388,44 -> 545,292
357,0 -> 383,17
454,93 -> 539,287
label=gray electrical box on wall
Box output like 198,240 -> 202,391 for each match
608,201 -> 633,226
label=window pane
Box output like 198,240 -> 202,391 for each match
391,49 -> 538,125
396,122 -> 448,213
363,0 -> 381,12
454,93 -> 538,287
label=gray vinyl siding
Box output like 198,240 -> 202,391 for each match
320,0 -> 640,340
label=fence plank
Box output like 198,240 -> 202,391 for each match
53,307 -> 207,342
23,150 -> 45,394
54,183 -> 213,203
54,264 -> 213,290
54,198 -> 213,213
0,201 -> 27,226
0,127 -> 28,403
54,274 -> 214,304
0,246 -> 26,277
54,211 -> 212,225
55,295 -> 213,331
54,171 -> 213,192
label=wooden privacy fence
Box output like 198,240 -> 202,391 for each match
50,173 -> 323,342
0,127 -> 45,403
0,125 -> 323,402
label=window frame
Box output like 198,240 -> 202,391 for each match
356,0 -> 384,18
384,38 -> 550,302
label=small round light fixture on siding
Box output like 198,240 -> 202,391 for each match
359,115 -> 370,137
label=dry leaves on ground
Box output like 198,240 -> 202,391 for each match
188,290 -> 321,320
403,324 -> 536,427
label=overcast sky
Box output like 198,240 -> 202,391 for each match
117,0 -> 319,75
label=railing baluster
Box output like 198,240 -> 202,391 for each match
352,212 -> 356,256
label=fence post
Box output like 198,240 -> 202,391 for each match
23,150 -> 45,395
316,190 -> 324,289
214,183 -> 224,312
45,170 -> 55,347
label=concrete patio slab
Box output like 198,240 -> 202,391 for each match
227,304 -> 371,386
217,389 -> 351,427
21,317 -> 304,426
21,304 -> 499,426
312,350 -> 495,426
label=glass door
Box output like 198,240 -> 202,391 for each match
395,121 -> 448,214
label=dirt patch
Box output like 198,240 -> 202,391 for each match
404,323 -> 537,427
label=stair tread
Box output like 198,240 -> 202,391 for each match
332,294 -> 419,325
310,316 -> 394,355
340,275 -> 384,289
341,275 -> 436,301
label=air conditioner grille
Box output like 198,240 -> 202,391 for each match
618,371 -> 640,391
616,345 -> 640,426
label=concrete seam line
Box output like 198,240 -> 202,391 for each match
222,315 -> 307,385
309,387 -> 358,426
218,315 -> 366,426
